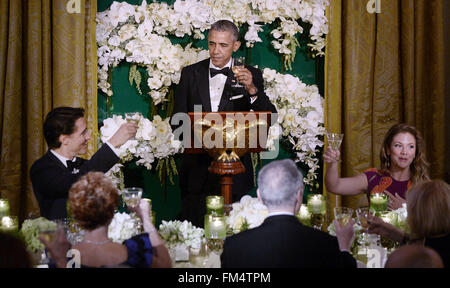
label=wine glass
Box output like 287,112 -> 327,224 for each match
122,187 -> 143,220
125,112 -> 142,124
125,112 -> 142,140
231,56 -> 245,88
334,207 -> 354,227
356,207 -> 374,244
326,132 -> 344,150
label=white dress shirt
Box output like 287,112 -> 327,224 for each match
209,58 -> 232,112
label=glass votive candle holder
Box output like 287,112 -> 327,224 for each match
204,214 -> 226,240
370,193 -> 388,213
379,211 -> 398,227
307,194 -> 326,215
0,215 -> 19,233
206,196 -> 224,215
0,198 -> 10,218
297,204 -> 311,226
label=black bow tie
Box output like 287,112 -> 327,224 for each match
210,67 -> 230,78
66,158 -> 83,171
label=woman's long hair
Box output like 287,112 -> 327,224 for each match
379,123 -> 429,184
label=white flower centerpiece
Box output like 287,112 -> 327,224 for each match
226,195 -> 269,234
107,212 -> 140,244
159,220 -> 205,261
100,114 -> 183,188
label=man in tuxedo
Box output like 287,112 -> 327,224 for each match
30,107 -> 138,220
173,20 -> 277,227
220,159 -> 357,268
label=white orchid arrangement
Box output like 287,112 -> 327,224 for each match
108,212 -> 140,243
100,114 -> 183,188
263,68 -> 325,187
97,0 -> 328,190
226,195 -> 269,234
159,220 -> 205,250
97,0 -> 329,100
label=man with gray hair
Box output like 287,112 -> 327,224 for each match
221,159 -> 357,268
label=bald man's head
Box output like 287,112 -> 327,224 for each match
385,245 -> 444,268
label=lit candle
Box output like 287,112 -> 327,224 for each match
297,204 -> 311,226
370,193 -> 388,212
0,216 -> 18,232
0,198 -> 10,218
307,194 -> 325,214
207,215 -> 226,239
206,196 -> 224,215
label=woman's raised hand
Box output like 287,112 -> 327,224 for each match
323,146 -> 340,164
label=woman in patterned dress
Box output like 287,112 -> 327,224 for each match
323,123 -> 429,210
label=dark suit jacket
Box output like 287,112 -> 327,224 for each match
173,58 -> 277,227
30,144 -> 119,220
220,215 -> 357,268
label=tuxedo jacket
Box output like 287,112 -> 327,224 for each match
173,58 -> 277,227
30,144 -> 119,220
221,215 -> 357,268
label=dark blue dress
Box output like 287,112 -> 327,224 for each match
51,233 -> 153,268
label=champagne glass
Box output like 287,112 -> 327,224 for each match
125,112 -> 142,141
231,56 -> 245,88
125,112 -> 142,124
326,132 -> 344,150
122,187 -> 143,220
334,207 -> 354,227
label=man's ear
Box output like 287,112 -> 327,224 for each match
59,134 -> 67,146
256,189 -> 263,203
296,186 -> 304,204
233,40 -> 241,52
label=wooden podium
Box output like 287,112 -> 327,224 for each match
185,112 -> 271,210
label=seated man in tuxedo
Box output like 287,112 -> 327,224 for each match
220,159 -> 357,268
173,19 -> 277,227
30,107 -> 138,220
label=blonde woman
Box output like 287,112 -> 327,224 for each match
368,180 -> 450,267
